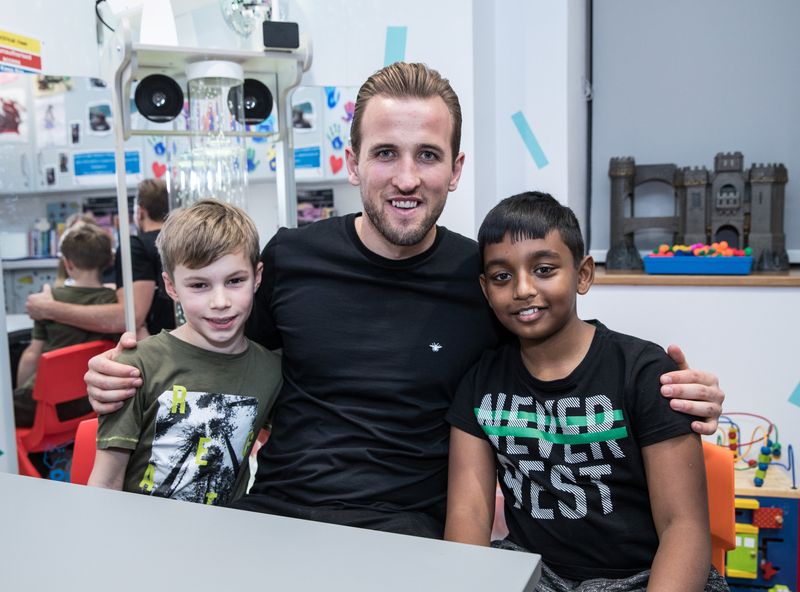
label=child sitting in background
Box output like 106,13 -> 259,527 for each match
88,200 -> 282,506
14,223 -> 118,427
444,192 -> 728,591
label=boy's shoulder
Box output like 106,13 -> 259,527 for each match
590,321 -> 670,362
52,285 -> 117,304
118,332 -> 279,360
243,338 -> 281,369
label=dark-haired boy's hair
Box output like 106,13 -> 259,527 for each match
478,191 -> 585,268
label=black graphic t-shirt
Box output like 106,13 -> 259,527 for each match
447,321 -> 694,580
241,214 -> 502,528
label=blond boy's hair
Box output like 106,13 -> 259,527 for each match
156,200 -> 260,278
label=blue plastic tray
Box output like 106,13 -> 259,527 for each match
643,256 -> 753,275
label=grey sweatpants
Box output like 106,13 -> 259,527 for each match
491,539 -> 730,592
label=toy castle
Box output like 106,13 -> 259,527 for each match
607,152 -> 789,271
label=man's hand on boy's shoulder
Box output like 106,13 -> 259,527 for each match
660,344 -> 724,436
25,283 -> 55,320
84,332 -> 142,414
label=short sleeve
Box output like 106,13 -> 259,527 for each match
31,319 -> 47,341
446,362 -> 488,440
627,345 -> 694,448
95,349 -> 146,451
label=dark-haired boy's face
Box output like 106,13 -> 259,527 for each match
479,230 -> 593,345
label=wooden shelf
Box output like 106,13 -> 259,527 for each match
594,266 -> 800,287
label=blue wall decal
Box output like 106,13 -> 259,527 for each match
384,26 -> 407,66
511,111 -> 549,169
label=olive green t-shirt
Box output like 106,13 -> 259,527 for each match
97,330 -> 282,506
23,285 -> 118,390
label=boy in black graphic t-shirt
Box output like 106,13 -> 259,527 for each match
445,192 -> 728,591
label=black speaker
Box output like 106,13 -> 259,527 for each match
262,21 -> 300,50
228,78 -> 273,125
134,74 -> 184,123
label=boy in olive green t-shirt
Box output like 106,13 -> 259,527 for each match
89,200 -> 282,506
14,223 -> 117,428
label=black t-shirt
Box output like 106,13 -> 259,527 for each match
447,322 -> 693,580
242,213 -> 501,523
115,230 -> 175,335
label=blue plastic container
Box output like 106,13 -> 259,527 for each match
643,256 -> 753,275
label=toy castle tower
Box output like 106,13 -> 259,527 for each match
749,162 -> 789,270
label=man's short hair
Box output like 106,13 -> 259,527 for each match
137,178 -> 169,222
156,199 -> 260,278
350,62 -> 462,162
478,191 -> 586,268
60,223 -> 113,272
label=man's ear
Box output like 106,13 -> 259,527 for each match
162,271 -> 179,302
448,152 -> 466,192
576,255 -> 595,295
345,146 -> 360,187
253,261 -> 264,292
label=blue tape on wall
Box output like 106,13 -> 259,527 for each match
511,111 -> 549,169
384,26 -> 407,66
789,380 -> 800,407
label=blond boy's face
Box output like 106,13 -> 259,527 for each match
163,250 -> 262,355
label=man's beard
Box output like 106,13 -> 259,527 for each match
361,193 -> 445,247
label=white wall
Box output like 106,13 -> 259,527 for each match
474,0 -> 587,237
579,284 -> 800,450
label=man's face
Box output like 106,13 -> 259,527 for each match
345,95 -> 464,259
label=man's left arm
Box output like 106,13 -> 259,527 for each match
661,344 -> 724,436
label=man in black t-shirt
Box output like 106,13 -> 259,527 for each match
26,179 -> 175,339
85,63 -> 726,539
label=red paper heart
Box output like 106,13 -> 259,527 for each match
152,161 -> 167,178
330,155 -> 343,174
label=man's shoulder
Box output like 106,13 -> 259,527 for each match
435,225 -> 480,265
438,225 -> 478,250
273,215 -> 349,244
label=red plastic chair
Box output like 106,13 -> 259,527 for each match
15,340 -> 114,478
71,417 -> 99,485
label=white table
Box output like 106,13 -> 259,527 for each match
6,313 -> 33,334
0,473 -> 541,591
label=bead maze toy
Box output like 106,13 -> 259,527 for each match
716,413 -> 798,591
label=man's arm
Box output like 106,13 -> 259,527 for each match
16,339 -> 44,387
26,280 -> 156,335
444,427 -> 497,546
662,345 -> 724,435
643,434 -> 711,591
88,448 -> 132,490
84,332 -> 142,414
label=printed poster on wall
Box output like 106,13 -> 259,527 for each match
0,87 -> 28,142
73,150 -> 141,186
35,95 -> 67,147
